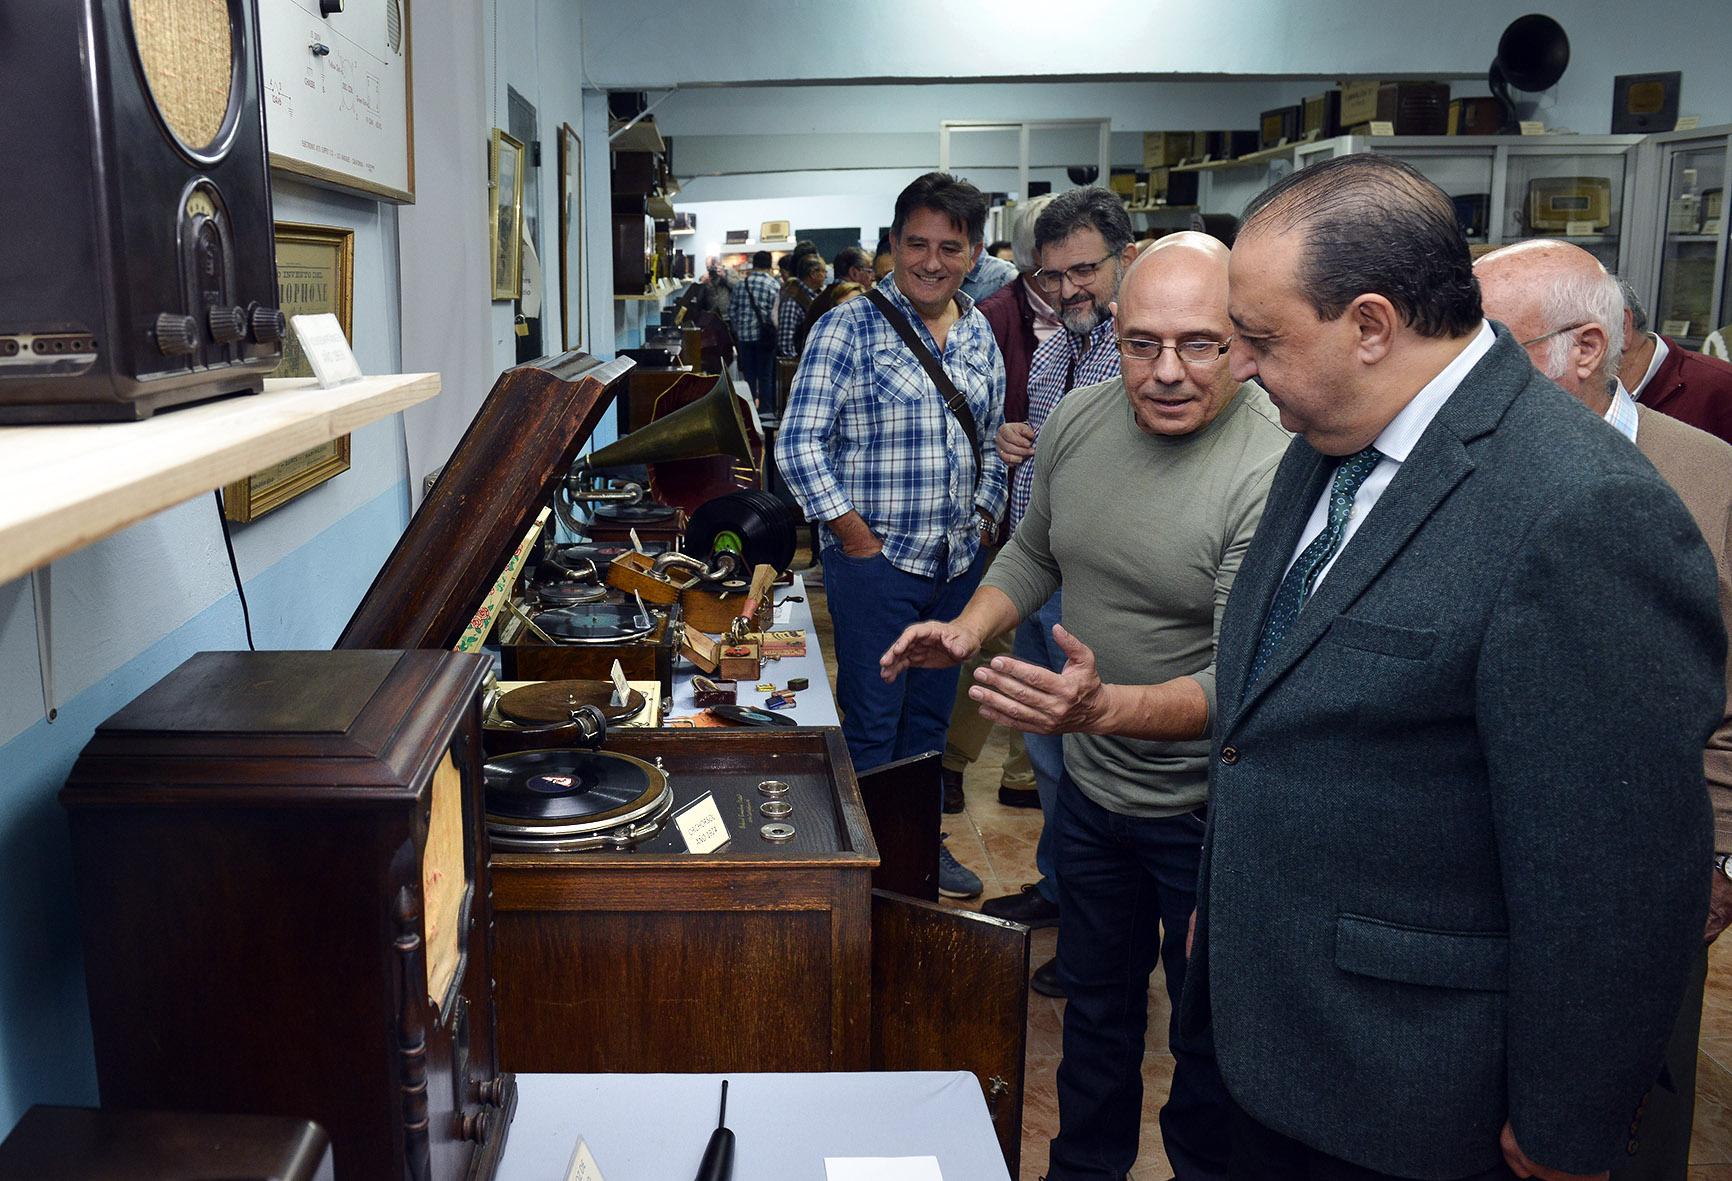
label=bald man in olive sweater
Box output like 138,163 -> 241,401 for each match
881,234 -> 1290,1181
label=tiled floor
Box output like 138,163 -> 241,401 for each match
801,559 -> 1732,1181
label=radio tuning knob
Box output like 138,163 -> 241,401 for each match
249,304 -> 286,343
153,313 -> 199,356
208,305 -> 246,344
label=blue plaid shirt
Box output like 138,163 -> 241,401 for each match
727,269 -> 780,343
1009,317 -> 1121,528
775,276 -> 1009,578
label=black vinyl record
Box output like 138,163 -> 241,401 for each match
531,577 -> 608,607
709,703 -> 798,728
686,489 -> 798,574
484,750 -> 655,823
532,602 -> 654,643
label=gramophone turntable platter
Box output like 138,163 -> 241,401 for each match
531,578 -> 609,607
594,503 -> 678,525
532,602 -> 655,644
498,679 -> 646,724
484,748 -> 672,850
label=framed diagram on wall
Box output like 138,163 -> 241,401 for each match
558,123 -> 585,351
260,0 -> 415,203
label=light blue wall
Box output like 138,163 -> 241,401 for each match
0,480 -> 409,1124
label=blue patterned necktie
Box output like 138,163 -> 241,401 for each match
1248,445 -> 1384,684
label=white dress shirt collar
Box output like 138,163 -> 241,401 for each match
1632,332 -> 1669,400
1369,321 -> 1497,464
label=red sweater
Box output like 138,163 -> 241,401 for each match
1638,337 -> 1732,448
975,276 -> 1039,425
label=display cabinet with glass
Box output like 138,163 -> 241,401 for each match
1291,135 -> 1643,270
1632,124 -> 1732,352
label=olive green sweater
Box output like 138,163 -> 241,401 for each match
984,378 -> 1289,816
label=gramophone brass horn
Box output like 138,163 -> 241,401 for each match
584,373 -> 755,470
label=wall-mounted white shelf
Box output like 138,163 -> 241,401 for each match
0,372 -> 439,586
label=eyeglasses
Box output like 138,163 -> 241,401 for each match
1518,322 -> 1590,348
1116,337 -> 1235,365
1030,253 -> 1117,292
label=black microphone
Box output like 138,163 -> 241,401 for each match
693,1079 -> 734,1181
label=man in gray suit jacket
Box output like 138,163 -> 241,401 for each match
1181,154 -> 1726,1181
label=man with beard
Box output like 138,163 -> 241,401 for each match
776,172 -> 1009,899
883,233 -> 1287,1180
980,188 -> 1137,994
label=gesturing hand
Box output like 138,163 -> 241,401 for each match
1499,1124 -> 1608,1181
880,621 -> 980,681
996,421 -> 1036,466
969,624 -> 1108,735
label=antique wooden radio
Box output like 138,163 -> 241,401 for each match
1525,176 -> 1614,232
1259,105 -> 1302,149
0,0 -> 283,422
61,649 -> 512,1181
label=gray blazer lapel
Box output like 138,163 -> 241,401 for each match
1217,443 -> 1331,726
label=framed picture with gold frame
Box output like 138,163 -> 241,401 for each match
491,128 -> 526,301
222,222 -> 355,523
558,123 -> 585,351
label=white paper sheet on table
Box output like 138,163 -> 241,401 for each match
824,1157 -> 943,1181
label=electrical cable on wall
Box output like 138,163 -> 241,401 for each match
213,491 -> 257,651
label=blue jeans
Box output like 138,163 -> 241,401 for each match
1013,591 -> 1064,902
821,545 -> 988,774
737,337 -> 778,413
1048,772 -> 1230,1181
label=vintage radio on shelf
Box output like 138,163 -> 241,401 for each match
1525,176 -> 1614,232
1142,131 -> 1196,168
612,213 -> 655,295
0,0 -> 284,422
1259,105 -> 1302,149
62,649 -> 512,1181
1203,130 -> 1260,160
1302,91 -> 1341,140
1373,82 -> 1452,135
1448,97 -> 1505,135
1452,193 -> 1492,240
1339,81 -> 1383,128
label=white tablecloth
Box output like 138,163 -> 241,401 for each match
495,1071 -> 1010,1181
669,573 -> 840,728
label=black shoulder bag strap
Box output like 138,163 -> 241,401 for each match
864,287 -> 983,492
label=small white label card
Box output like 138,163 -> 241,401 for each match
1661,319 -> 1693,337
1518,120 -> 1546,135
674,792 -> 732,854
1677,115 -> 1702,131
825,1158 -> 944,1181
1565,220 -> 1597,237
609,658 -> 631,707
565,1136 -> 607,1181
1367,121 -> 1395,137
290,313 -> 362,388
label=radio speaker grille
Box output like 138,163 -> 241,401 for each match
128,0 -> 235,152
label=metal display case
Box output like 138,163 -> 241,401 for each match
1292,135 -> 1643,271
1630,124 -> 1732,351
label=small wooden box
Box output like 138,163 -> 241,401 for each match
719,640 -> 762,681
61,650 -> 514,1181
605,550 -> 693,605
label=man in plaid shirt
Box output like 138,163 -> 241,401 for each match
728,250 -> 782,413
776,172 -> 1008,897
